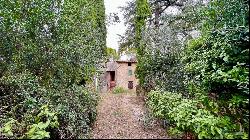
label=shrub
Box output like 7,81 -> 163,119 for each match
147,90 -> 248,139
136,0 -> 249,139
0,0 -> 105,139
182,0 -> 249,136
0,72 -> 98,139
0,105 -> 58,139
51,85 -> 98,139
113,87 -> 126,94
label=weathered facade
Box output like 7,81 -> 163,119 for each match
100,59 -> 138,92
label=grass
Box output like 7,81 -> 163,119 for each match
112,87 -> 126,94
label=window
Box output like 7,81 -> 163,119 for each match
128,62 -> 131,66
128,70 -> 132,76
128,81 -> 133,89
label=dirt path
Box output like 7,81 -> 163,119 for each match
91,92 -> 168,139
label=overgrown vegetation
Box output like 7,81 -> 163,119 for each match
147,90 -> 248,139
132,0 -> 249,139
0,0 -> 249,139
0,0 -> 106,139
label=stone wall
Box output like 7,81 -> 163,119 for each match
98,61 -> 138,93
115,62 -> 138,91
99,72 -> 108,93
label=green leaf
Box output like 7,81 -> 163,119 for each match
7,131 -> 14,137
223,55 -> 229,62
212,63 -> 216,69
215,127 -> 222,135
27,126 -> 36,135
211,126 -> 215,135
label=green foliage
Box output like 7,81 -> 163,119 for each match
53,85 -> 98,139
135,48 -> 186,93
133,0 -> 204,92
167,126 -> 184,138
113,86 -> 126,94
106,47 -> 119,60
135,0 -> 151,46
127,0 -> 250,138
0,67 -> 98,139
182,0 -> 249,136
0,0 -> 105,139
118,0 -> 138,55
147,90 -> 248,139
0,105 -> 58,139
23,105 -> 59,139
135,0 -> 151,81
0,119 -> 17,138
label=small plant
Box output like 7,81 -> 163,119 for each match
112,87 -> 126,94
23,105 -> 59,139
167,126 -> 185,138
0,105 -> 58,139
0,119 -> 17,138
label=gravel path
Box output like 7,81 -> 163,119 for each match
91,92 -> 168,139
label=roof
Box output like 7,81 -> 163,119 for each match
105,60 -> 137,71
106,61 -> 118,71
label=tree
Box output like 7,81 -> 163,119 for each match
182,0 -> 249,136
131,0 -> 206,91
0,0 -> 106,139
143,0 -> 249,138
106,47 -> 119,60
118,0 -> 137,53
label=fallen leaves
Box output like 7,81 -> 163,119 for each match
91,92 -> 168,139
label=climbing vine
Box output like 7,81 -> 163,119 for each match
135,0 -> 151,50
135,0 -> 151,85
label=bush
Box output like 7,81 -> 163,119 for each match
0,105 -> 58,139
0,0 -> 105,139
52,85 -> 98,139
135,0 -> 249,139
182,0 -> 249,136
0,72 -> 98,139
113,87 -> 126,94
147,90 -> 248,139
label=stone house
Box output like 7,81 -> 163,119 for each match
99,54 -> 138,92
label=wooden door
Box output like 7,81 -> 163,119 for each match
128,81 -> 133,89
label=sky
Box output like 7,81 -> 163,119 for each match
104,0 -> 131,51
104,0 -> 181,51
104,0 -> 202,51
